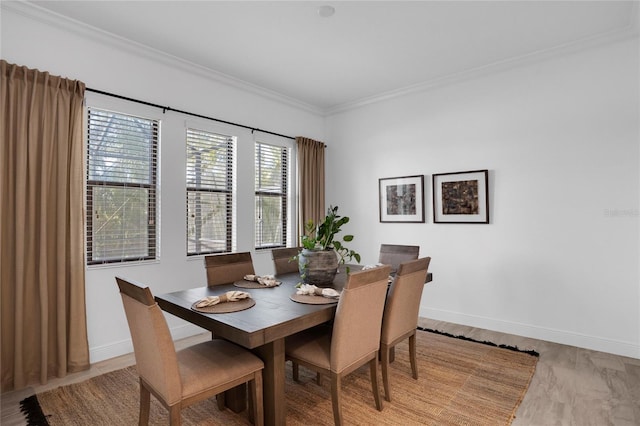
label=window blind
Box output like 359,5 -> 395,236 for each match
255,142 -> 288,249
186,128 -> 235,255
86,108 -> 158,264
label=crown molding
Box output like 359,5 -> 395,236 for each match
3,1 -> 324,116
5,1 -> 638,117
326,17 -> 639,116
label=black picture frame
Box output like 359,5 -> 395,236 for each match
432,169 -> 489,224
379,175 -> 425,223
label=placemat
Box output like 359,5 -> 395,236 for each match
233,279 -> 280,289
191,298 -> 256,313
290,293 -> 338,305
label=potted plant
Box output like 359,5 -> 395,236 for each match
298,205 -> 361,286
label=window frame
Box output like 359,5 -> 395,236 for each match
254,137 -> 294,250
185,126 -> 236,256
85,105 -> 160,265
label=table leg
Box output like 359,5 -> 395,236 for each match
254,339 -> 286,426
224,384 -> 247,413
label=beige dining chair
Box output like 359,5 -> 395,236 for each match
204,252 -> 255,286
271,247 -> 301,275
378,244 -> 420,274
285,265 -> 392,426
116,276 -> 264,426
379,257 -> 431,402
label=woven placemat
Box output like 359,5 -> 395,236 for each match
191,298 -> 256,313
290,293 -> 338,305
233,279 -> 280,289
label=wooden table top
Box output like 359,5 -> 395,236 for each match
155,270 -> 342,349
155,266 -> 432,350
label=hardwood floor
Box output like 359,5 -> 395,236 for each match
2,319 -> 639,425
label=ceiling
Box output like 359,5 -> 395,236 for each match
27,1 -> 638,113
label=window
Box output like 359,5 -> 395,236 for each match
186,128 -> 235,256
255,142 -> 288,249
86,108 -> 159,264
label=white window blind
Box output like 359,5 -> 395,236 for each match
255,142 -> 288,249
186,128 -> 235,256
86,108 -> 158,264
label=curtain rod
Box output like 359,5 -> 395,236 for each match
86,87 -> 296,140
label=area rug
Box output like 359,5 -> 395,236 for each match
21,329 -> 538,425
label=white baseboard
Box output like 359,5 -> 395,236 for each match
91,308 -> 639,363
421,307 -> 640,359
89,323 -> 206,364
89,338 -> 134,364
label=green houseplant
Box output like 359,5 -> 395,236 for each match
298,205 -> 361,286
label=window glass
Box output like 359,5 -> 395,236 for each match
255,142 -> 288,249
186,128 -> 235,255
86,108 -> 158,264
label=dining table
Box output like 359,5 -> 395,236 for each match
155,265 -> 432,426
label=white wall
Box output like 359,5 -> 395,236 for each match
3,4 -> 639,362
2,5 -> 325,362
325,37 -> 640,358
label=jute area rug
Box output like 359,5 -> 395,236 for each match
21,329 -> 538,425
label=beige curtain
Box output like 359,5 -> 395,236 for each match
1,60 -> 89,391
296,137 -> 325,241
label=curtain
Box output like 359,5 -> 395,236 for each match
296,137 -> 325,242
1,60 -> 89,391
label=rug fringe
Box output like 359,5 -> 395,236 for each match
418,326 -> 540,357
19,394 -> 50,426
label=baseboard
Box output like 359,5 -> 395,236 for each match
89,323 -> 205,363
89,338 -> 134,364
91,308 -> 639,363
421,307 -> 640,359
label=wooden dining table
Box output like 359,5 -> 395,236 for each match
155,266 -> 432,426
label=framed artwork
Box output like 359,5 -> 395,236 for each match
432,169 -> 489,224
379,175 -> 425,223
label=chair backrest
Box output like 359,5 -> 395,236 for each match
271,247 -> 301,275
330,265 -> 391,374
115,277 -> 182,405
204,252 -> 255,286
380,257 -> 431,345
378,244 -> 420,274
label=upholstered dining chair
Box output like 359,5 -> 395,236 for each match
379,257 -> 431,402
378,244 -> 420,275
116,277 -> 264,426
271,247 -> 301,275
204,252 -> 255,286
285,265 -> 392,426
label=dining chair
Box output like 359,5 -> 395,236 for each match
204,252 -> 255,286
378,244 -> 420,274
379,257 -> 431,402
285,265 -> 392,426
271,247 -> 301,275
115,276 -> 264,426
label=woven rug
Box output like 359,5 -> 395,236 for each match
20,329 -> 538,425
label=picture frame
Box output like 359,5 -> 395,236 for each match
432,169 -> 489,224
379,175 -> 425,223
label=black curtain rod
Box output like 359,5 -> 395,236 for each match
86,87 -> 296,140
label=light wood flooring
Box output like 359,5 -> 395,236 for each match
2,319 -> 639,425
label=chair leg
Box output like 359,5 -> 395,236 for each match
409,332 -> 418,380
139,378 -> 151,426
292,362 -> 299,382
330,373 -> 343,426
316,372 -> 322,386
169,404 -> 181,426
369,356 -> 383,411
380,344 -> 392,402
216,392 -> 226,411
248,384 -> 254,424
250,372 -> 264,426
